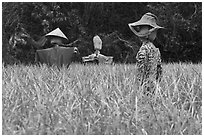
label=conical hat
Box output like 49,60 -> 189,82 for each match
45,28 -> 68,40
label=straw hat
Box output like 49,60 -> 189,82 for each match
128,13 -> 164,37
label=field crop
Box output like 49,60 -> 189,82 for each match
2,63 -> 202,135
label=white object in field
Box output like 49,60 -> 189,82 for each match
82,53 -> 113,64
93,35 -> 102,50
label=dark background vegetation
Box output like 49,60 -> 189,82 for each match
2,2 -> 202,64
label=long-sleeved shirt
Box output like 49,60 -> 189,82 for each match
136,41 -> 162,85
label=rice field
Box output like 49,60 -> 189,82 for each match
2,63 -> 202,135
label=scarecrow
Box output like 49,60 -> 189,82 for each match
82,35 -> 113,64
128,13 -> 164,96
35,28 -> 78,67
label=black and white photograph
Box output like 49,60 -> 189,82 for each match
2,2 -> 202,135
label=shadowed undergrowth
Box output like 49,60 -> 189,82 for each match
2,63 -> 202,135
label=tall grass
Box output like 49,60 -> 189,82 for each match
2,63 -> 202,135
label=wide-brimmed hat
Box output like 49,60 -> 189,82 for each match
128,13 -> 164,37
45,28 -> 68,40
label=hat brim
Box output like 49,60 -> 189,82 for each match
129,24 -> 162,37
129,20 -> 164,29
45,28 -> 68,40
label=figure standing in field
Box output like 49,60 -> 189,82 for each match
82,34 -> 113,64
128,13 -> 163,96
93,35 -> 102,64
93,35 -> 103,55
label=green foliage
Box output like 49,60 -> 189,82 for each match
2,63 -> 202,135
2,2 -> 202,63
147,2 -> 202,62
